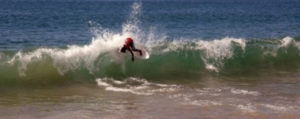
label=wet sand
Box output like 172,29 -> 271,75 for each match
0,78 -> 299,119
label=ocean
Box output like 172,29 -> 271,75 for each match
0,0 -> 300,118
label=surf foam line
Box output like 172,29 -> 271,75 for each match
96,77 -> 179,95
1,36 -> 300,82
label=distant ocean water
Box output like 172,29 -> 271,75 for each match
1,0 -> 300,49
0,0 -> 300,119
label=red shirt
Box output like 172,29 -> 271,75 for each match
124,38 -> 133,48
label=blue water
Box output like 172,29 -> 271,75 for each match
0,0 -> 300,50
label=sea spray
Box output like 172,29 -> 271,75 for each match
7,2 -> 147,77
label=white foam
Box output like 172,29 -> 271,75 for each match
264,36 -> 300,56
201,57 -> 219,72
261,104 -> 291,112
96,77 -> 178,95
280,36 -> 294,47
161,40 -> 186,53
230,88 -> 260,96
96,80 -> 111,87
195,37 -> 246,59
96,77 -> 152,95
8,35 -> 124,76
185,98 -> 222,106
105,87 -> 151,95
237,103 -> 257,113
195,37 -> 246,71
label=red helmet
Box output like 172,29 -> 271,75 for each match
126,37 -> 133,44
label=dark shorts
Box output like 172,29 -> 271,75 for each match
120,46 -> 127,53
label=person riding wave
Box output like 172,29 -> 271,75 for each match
120,37 -> 143,62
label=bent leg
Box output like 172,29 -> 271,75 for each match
130,43 -> 143,56
132,48 -> 143,56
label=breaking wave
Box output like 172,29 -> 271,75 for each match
0,2 -> 300,86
